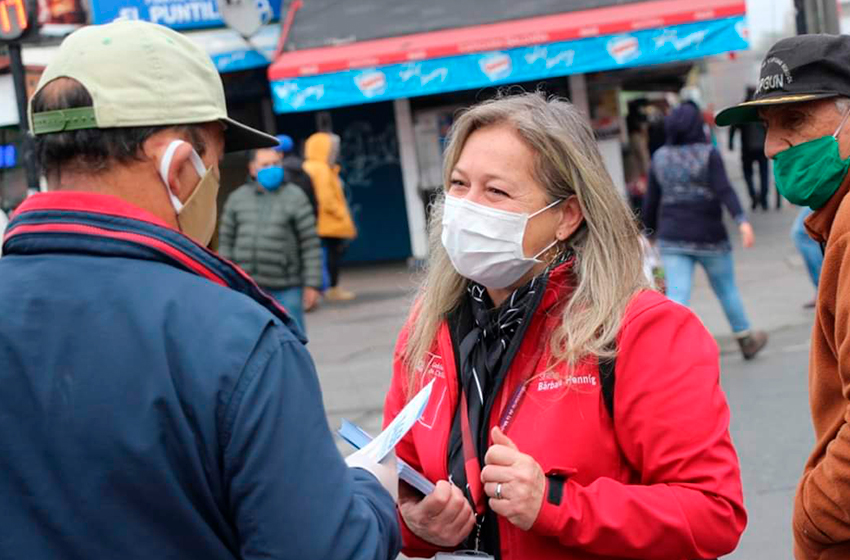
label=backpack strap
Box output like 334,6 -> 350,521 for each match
599,354 -> 616,419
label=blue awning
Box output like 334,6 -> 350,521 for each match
187,24 -> 279,73
88,0 -> 281,30
270,14 -> 748,113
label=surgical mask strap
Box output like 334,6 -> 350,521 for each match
529,199 -> 566,260
159,140 -> 207,214
532,237 -> 560,260
833,106 -> 850,139
528,198 -> 564,219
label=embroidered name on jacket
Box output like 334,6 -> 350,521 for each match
537,374 -> 598,392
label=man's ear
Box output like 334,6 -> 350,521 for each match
837,113 -> 850,160
556,196 -> 584,241
151,140 -> 201,203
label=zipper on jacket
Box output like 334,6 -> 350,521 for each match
473,517 -> 483,551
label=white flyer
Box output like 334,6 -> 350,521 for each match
361,380 -> 434,462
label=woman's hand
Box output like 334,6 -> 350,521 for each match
739,222 -> 755,249
481,427 -> 545,531
398,479 -> 477,547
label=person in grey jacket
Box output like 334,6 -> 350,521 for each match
0,203 -> 7,258
220,148 -> 322,331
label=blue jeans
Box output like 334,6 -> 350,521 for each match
269,287 -> 305,333
791,207 -> 823,288
661,251 -> 751,334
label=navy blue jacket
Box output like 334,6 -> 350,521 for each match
0,192 -> 400,560
643,102 -> 746,251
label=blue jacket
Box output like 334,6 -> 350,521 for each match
643,102 -> 746,252
0,192 -> 400,560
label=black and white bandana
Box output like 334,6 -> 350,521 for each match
446,253 -> 569,553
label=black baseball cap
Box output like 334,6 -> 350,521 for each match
716,34 -> 850,127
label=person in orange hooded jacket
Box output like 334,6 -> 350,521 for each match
303,132 -> 358,301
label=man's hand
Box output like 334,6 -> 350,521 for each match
345,448 -> 399,501
303,287 -> 321,311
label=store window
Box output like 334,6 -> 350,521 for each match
0,127 -> 25,212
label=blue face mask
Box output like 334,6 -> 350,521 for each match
257,166 -> 285,191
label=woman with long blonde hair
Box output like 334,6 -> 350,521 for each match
382,92 -> 746,560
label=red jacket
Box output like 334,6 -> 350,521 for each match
383,269 -> 746,560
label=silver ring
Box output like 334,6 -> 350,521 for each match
495,483 -> 503,500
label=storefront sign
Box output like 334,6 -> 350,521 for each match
38,0 -> 86,25
271,15 -> 748,113
89,0 -> 280,30
0,0 -> 35,41
188,23 -> 278,72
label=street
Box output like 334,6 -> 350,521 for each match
725,322 -> 813,560
305,174 -> 817,558
0,0 -> 840,557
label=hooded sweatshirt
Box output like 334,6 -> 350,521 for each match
643,102 -> 746,252
302,133 -> 357,240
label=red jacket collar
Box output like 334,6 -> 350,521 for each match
14,192 -> 172,229
540,256 -> 576,312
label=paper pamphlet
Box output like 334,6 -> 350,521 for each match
363,379 -> 433,462
339,380 -> 435,495
339,420 -> 436,495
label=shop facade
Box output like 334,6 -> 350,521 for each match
267,0 -> 749,264
84,0 -> 286,206
2,0 -> 284,211
2,0 -> 749,264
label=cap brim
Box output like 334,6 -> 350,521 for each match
715,92 -> 839,127
221,117 -> 280,153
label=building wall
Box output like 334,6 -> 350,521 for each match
285,0 -> 647,51
701,51 -> 762,117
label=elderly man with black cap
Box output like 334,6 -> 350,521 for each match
717,34 -> 850,559
0,20 -> 400,560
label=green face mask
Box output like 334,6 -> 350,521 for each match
774,110 -> 850,210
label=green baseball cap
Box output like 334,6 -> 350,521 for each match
28,20 -> 278,153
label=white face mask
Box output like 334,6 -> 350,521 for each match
158,140 -> 220,246
441,195 -> 563,289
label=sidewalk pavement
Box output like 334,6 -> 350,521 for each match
703,141 -> 816,354
305,264 -> 419,442
689,198 -> 814,353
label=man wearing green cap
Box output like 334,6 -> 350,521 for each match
717,34 -> 850,559
0,20 -> 400,560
